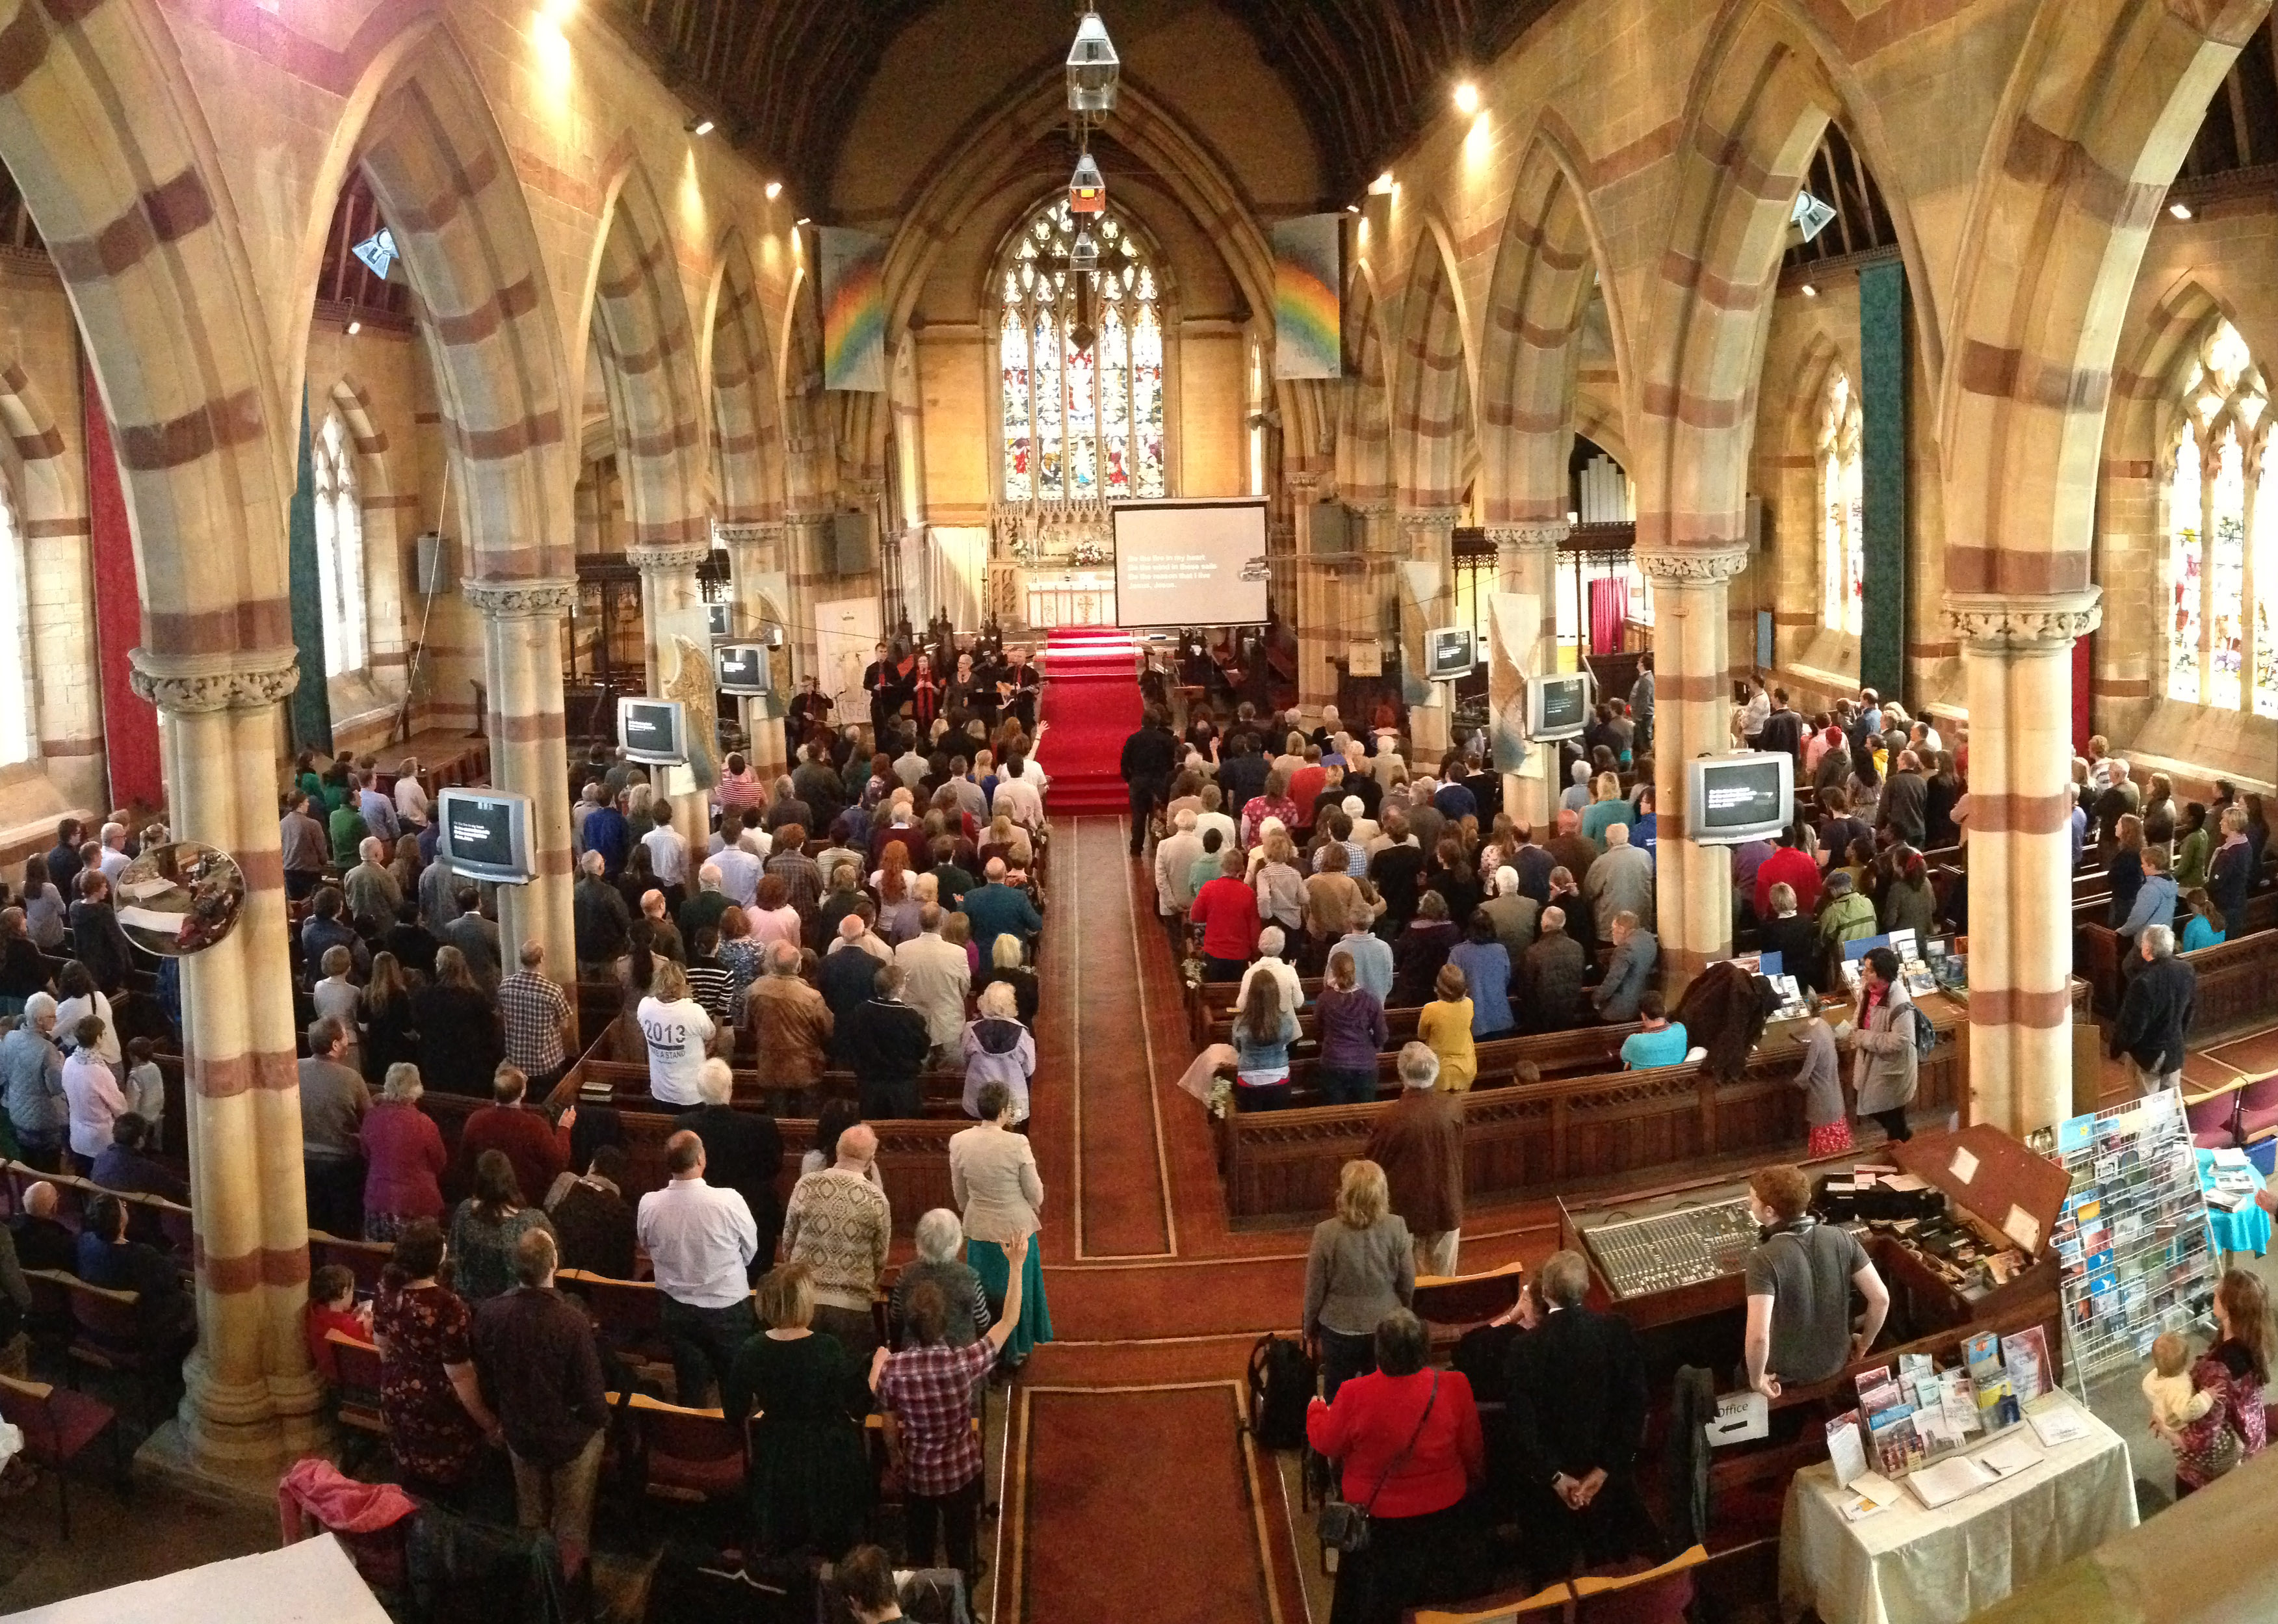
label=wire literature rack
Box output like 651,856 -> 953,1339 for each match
2047,1088 -> 2219,1400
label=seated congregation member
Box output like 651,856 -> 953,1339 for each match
1416,964 -> 1476,1092
950,1082 -> 1052,1363
412,947 -> 504,1097
841,963 -> 933,1120
638,1129 -> 759,1407
2180,887 -> 2225,952
1447,912 -> 1514,1041
961,981 -> 1035,1123
675,1058 -> 783,1266
1305,1309 -> 1485,1624
1617,993 -> 1688,1070
1519,906 -> 1588,1032
547,1144 -> 637,1279
1591,910 -> 1657,1025
636,958 -> 717,1108
304,1264 -> 373,1387
1367,1043 -> 1465,1277
1190,848 -> 1262,982
1229,973 -> 1300,1111
784,1122 -> 891,1359
90,1114 -> 185,1243
8,1180 -> 73,1272
722,1262 -> 875,1561
1391,891 -> 1461,1009
1500,1250 -> 1652,1577
889,1209 -> 992,1350
1743,1164 -> 1889,1398
77,1194 -> 195,1348
874,1233 -> 1032,1586
372,1220 -> 497,1500
457,1064 -> 573,1222
298,1016 -> 370,1237
1304,1159 -> 1413,1402
1315,949 -> 1391,1107
447,1149 -> 554,1305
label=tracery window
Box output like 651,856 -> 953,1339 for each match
1819,369 -> 1864,636
997,198 -> 1165,503
312,410 -> 367,677
2166,320 -> 2276,716
0,488 -> 29,765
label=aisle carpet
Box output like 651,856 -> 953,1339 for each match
1036,628 -> 1140,814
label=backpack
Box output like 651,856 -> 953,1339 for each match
1248,1333 -> 1317,1451
1907,1002 -> 1937,1060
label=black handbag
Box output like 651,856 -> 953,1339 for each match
1317,1372 -> 1439,1555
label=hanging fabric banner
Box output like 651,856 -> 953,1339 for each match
818,227 -> 888,392
1272,215 -> 1342,380
287,386 -> 334,755
82,364 -> 161,811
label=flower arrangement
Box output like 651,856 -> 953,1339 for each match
1072,538 -> 1110,566
1207,1077 -> 1235,1120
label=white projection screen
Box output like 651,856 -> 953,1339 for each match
1113,499 -> 1270,627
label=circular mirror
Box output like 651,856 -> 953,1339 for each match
113,841 -> 247,957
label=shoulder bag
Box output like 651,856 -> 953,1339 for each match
1317,1372 -> 1439,1555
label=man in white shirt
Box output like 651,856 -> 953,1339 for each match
711,837 -> 762,908
95,824 -> 131,885
1193,786 -> 1239,854
642,818 -> 690,891
1237,926 -> 1305,1015
635,1130 -> 758,1406
894,904 -> 973,1058
993,750 -> 1045,828
393,758 -> 430,827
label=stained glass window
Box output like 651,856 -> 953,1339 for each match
312,410 -> 367,676
0,486 -> 27,765
2166,319 -> 2272,714
1818,370 -> 1864,636
994,197 -> 1166,502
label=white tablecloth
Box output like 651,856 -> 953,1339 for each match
8,1532 -> 392,1624
1777,1394 -> 2138,1624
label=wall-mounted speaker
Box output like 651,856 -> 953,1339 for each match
415,531 -> 452,596
833,510 -> 878,575
1311,499 -> 1352,556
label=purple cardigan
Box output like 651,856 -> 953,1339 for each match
1316,984 -> 1390,1071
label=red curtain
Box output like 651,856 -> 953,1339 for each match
1588,575 -> 1630,655
84,367 -> 163,812
2072,632 -> 2092,756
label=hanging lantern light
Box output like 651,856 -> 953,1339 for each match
1067,10 -> 1119,114
1069,228 -> 1101,273
1069,152 -> 1106,214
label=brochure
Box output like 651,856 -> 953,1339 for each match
1826,1411 -> 1868,1489
2000,1326 -> 2051,1406
1906,1452 -> 1997,1510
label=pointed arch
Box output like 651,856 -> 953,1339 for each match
708,229 -> 785,527
1477,125 -> 1633,527
781,261 -> 835,515
1337,263 -> 1393,508
1391,217 -> 1476,512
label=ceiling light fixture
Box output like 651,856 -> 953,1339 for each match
1069,152 -> 1106,214
795,216 -> 812,227
1069,228 -> 1101,272
1346,203 -> 1360,214
765,181 -> 782,201
1454,82 -> 1480,116
1067,9 -> 1119,114
685,115 -> 713,137
2169,200 -> 2193,220
1801,283 -> 1818,298
346,320 -> 361,335
1790,190 -> 1837,244
1369,171 -> 1395,195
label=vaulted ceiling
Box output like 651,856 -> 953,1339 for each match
605,0 -> 1556,210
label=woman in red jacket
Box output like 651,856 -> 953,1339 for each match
1305,1308 -> 1486,1624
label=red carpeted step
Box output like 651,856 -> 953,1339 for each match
1038,628 -> 1142,815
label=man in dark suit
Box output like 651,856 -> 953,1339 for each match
675,1058 -> 783,1270
863,641 -> 904,740
1500,1248 -> 1653,1578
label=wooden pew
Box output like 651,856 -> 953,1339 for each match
2077,904 -> 2278,1018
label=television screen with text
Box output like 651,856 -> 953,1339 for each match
1114,499 -> 1270,627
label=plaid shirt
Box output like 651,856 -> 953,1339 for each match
765,848 -> 823,917
497,969 -> 570,1074
878,1337 -> 994,1495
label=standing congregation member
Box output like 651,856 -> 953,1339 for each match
456,1064 -> 573,1226
371,1220 -> 497,1502
448,1149 -> 554,1305
298,1017 -> 371,1235
1840,945 -> 1920,1144
1366,1044 -> 1465,1277
721,1263 -> 875,1561
1315,949 -> 1391,1107
498,940 -> 575,1097
1742,1164 -> 1889,1398
784,1121 -> 891,1358
638,1129 -> 759,1407
949,1081 -> 1052,1363
2110,924 -> 2195,1093
1303,1159 -> 1413,1402
841,963 -> 933,1119
675,1057 -> 783,1268
360,1064 -> 447,1243
637,958 -> 716,1108
1189,849 -> 1262,982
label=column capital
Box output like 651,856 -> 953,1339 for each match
626,540 -> 715,577
1636,547 -> 1750,584
1396,505 -> 1464,534
1944,588 -> 2102,651
462,576 -> 577,619
128,646 -> 298,714
1284,471 -> 1323,495
783,510 -> 835,530
1486,523 -> 1568,552
714,522 -> 787,551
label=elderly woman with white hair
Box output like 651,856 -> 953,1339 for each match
890,1208 -> 993,1350
961,981 -> 1035,1123
1251,826 -> 1308,957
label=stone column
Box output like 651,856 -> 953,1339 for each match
128,647 -> 325,1472
1288,475 -> 1338,719
630,540 -> 719,857
1486,523 -> 1565,830
720,522 -> 791,781
1397,506 -> 1461,759
1640,547 -> 1750,986
465,578 -> 579,1017
783,510 -> 837,685
1949,590 -> 2101,1135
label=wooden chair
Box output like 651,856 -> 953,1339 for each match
1567,1545 -> 1706,1623
51,1271 -> 172,1426
558,1268 -> 676,1374
1413,1263 -> 1526,1336
2186,1084 -> 2245,1149
625,1393 -> 746,1503
1409,1578 -> 1574,1623
0,1371 -> 123,1539
2240,1073 -> 2278,1142
309,1230 -> 395,1296
326,1330 -> 388,1440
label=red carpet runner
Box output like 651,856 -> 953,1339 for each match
1036,627 -> 1141,815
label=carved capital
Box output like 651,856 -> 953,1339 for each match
129,646 -> 299,714
1944,588 -> 2102,651
1636,547 -> 1750,584
1284,471 -> 1322,495
783,511 -> 836,531
463,576 -> 577,620
1396,506 -> 1464,535
626,540 -> 715,577
1486,523 -> 1568,552
714,523 -> 787,552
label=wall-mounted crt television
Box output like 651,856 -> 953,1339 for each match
706,601 -> 732,638
1424,626 -> 1476,680
716,644 -> 773,698
1526,670 -> 1593,740
436,787 -> 534,885
1684,750 -> 1794,846
618,696 -> 688,766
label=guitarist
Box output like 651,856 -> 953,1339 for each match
997,646 -> 1041,735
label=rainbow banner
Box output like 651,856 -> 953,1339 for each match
818,227 -> 887,392
1273,214 -> 1342,380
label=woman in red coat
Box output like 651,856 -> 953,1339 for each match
1305,1308 -> 1486,1624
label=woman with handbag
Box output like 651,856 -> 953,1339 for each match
1305,1308 -> 1484,1624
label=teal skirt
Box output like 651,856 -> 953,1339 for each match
967,1236 -> 1053,1362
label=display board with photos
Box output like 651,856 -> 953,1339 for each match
2047,1089 -> 2219,1394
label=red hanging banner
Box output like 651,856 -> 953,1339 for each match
83,364 -> 163,813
